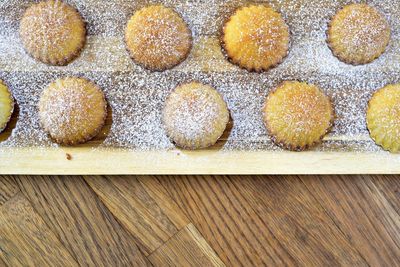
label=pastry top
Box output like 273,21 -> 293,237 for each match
367,84 -> 400,152
19,0 -> 86,66
125,5 -> 192,71
0,80 -> 14,133
39,77 -> 107,145
222,4 -> 290,72
263,81 -> 334,151
163,82 -> 229,149
327,3 -> 390,65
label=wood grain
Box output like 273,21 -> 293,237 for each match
0,176 -> 19,205
84,175 -> 189,255
301,175 -> 400,266
370,175 -> 400,214
0,193 -> 78,267
0,257 -> 6,267
85,176 -> 225,265
15,176 -> 150,267
0,175 -> 399,266
158,175 -> 369,266
148,223 -> 225,267
2,148 -> 400,174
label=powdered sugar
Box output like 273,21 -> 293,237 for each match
163,82 -> 229,148
327,3 -> 391,64
0,0 -> 399,153
125,5 -> 191,70
19,0 -> 86,65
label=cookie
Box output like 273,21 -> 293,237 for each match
163,82 -> 229,149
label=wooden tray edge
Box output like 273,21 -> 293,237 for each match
1,147 -> 399,175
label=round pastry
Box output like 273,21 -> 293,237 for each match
263,81 -> 334,151
0,80 -> 14,133
19,0 -> 86,66
222,5 -> 290,72
125,5 -> 192,71
162,82 -> 229,149
367,84 -> 400,153
327,4 -> 390,65
39,77 -> 107,145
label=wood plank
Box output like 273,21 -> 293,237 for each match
0,193 -> 78,267
148,223 -> 225,267
84,175 -> 189,255
159,175 -> 368,266
15,176 -> 150,267
159,176 -> 296,266
1,148 -> 400,174
158,175 -> 297,266
301,175 -> 400,266
0,257 -> 6,267
370,175 -> 400,214
0,176 -> 19,205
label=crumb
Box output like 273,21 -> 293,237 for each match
66,153 -> 72,160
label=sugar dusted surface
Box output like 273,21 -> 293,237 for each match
0,0 -> 400,154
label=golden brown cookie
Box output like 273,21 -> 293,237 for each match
162,82 -> 229,149
39,77 -> 107,145
125,5 -> 192,71
263,81 -> 334,151
222,5 -> 290,72
19,0 -> 86,66
0,80 -> 14,133
327,3 -> 390,65
367,84 -> 400,153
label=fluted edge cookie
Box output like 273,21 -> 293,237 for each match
263,81 -> 334,151
327,3 -> 390,65
367,84 -> 400,153
0,80 -> 14,133
19,0 -> 86,66
39,77 -> 107,145
222,4 -> 290,72
125,5 -> 192,71
162,82 -> 229,149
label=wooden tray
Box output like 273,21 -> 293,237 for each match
1,0 -> 400,174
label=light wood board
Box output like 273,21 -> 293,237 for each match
0,147 -> 400,174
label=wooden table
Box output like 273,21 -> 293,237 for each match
0,175 -> 399,266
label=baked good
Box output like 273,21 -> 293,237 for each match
367,84 -> 400,152
0,80 -> 14,133
222,4 -> 290,72
162,82 -> 229,149
125,5 -> 192,71
327,3 -> 390,65
39,77 -> 107,145
19,0 -> 86,66
263,81 -> 334,151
